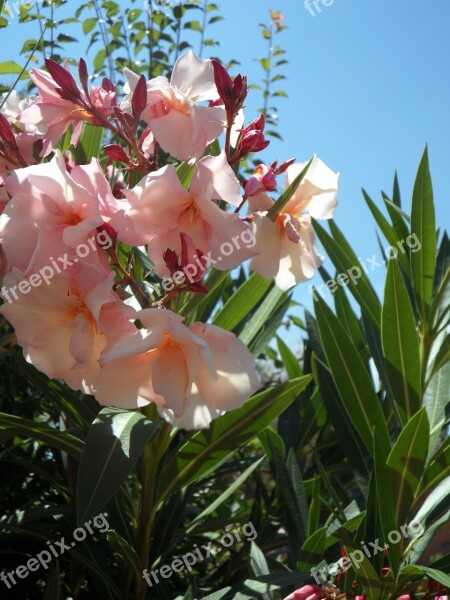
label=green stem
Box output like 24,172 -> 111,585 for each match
135,415 -> 171,600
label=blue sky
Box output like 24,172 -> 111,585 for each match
1,0 -> 449,313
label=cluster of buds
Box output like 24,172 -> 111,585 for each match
46,57 -> 117,122
212,59 -> 248,119
243,157 -> 296,197
163,233 -> 208,295
230,114 -> 270,166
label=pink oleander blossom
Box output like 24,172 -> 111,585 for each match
126,152 -> 257,275
0,263 -> 136,393
122,50 -> 226,160
249,155 -> 339,291
94,308 -> 260,430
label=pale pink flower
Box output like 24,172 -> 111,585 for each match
70,158 -> 149,246
249,156 -> 339,291
283,584 -> 324,600
0,263 -> 136,393
1,151 -> 104,274
122,50 -> 226,160
126,152 -> 257,275
20,65 -> 89,156
94,309 -> 260,430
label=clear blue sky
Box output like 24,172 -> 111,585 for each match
1,0 -> 449,311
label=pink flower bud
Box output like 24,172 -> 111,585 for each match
283,584 -> 324,600
132,75 -> 148,120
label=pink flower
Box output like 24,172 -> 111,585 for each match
94,309 -> 260,430
1,151 -> 104,274
283,584 -> 323,600
70,158 -> 149,246
249,156 -> 339,291
122,51 -> 226,160
126,152 -> 257,275
20,64 -> 89,157
244,164 -> 277,197
0,262 -> 136,393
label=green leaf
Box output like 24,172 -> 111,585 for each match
213,273 -> 271,332
419,435 -> 450,500
77,408 -> 162,524
373,432 -> 398,574
83,17 -> 97,34
424,361 -> 450,453
276,336 -> 303,378
156,377 -> 312,501
386,408 -> 429,526
0,413 -> 83,457
363,189 -> 410,275
0,61 -> 29,77
411,146 -> 436,320
267,158 -> 312,220
313,220 -> 381,327
239,286 -> 286,347
382,259 -> 421,422
299,527 -> 327,569
74,124 -> 104,164
314,356 -> 370,476
313,294 -> 390,454
43,562 -> 62,600
185,458 -> 264,535
176,160 -> 195,188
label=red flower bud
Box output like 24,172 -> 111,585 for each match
132,75 -> 148,120
212,59 -> 234,103
0,113 -> 18,149
102,77 -> 116,93
78,58 -> 89,95
45,58 -> 82,102
163,248 -> 179,274
104,144 -> 130,164
239,130 -> 270,154
96,222 -> 117,247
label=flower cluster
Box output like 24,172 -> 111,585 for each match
0,50 -> 338,429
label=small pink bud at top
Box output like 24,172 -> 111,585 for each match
354,596 -> 367,600
212,60 -> 234,103
45,58 -> 82,101
104,144 -> 130,164
282,584 -> 324,600
102,77 -> 116,93
78,58 -> 89,93
132,75 -> 148,120
396,595 -> 411,600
